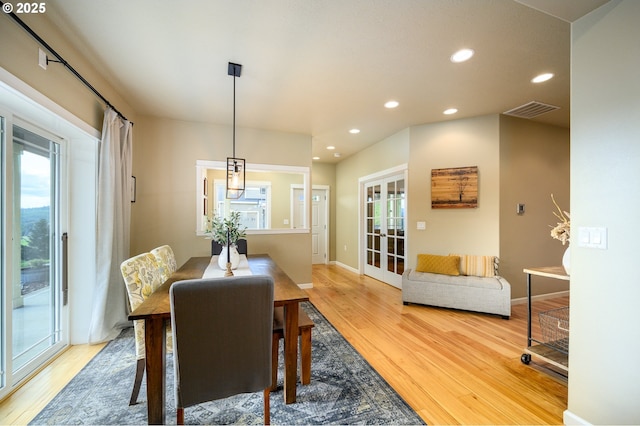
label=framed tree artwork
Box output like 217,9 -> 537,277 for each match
431,166 -> 478,208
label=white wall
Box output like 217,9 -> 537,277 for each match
566,1 -> 640,423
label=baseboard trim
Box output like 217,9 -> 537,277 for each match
511,290 -> 570,305
298,282 -> 313,289
334,261 -> 360,275
563,410 -> 591,425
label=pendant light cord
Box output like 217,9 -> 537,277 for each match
232,74 -> 236,158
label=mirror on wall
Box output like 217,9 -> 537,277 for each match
196,160 -> 310,235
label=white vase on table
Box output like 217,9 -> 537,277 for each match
562,245 -> 570,275
218,245 -> 240,270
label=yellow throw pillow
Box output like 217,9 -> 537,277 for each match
415,254 -> 460,276
450,254 -> 496,277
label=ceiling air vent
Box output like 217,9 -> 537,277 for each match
503,101 -> 559,119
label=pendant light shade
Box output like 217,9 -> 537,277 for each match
226,62 -> 245,199
226,157 -> 245,199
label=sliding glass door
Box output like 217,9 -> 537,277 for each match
1,116 -> 66,390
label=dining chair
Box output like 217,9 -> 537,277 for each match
120,252 -> 173,405
271,307 -> 315,391
211,238 -> 248,256
150,244 -> 177,282
170,275 -> 274,425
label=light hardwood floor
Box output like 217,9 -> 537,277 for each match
0,342 -> 106,425
308,264 -> 568,425
0,264 -> 568,425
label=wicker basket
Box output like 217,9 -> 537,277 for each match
538,306 -> 569,353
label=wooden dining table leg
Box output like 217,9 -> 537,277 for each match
144,316 -> 167,425
283,302 -> 299,404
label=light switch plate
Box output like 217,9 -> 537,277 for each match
577,226 -> 607,249
417,221 -> 426,230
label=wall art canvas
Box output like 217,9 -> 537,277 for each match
431,166 -> 478,208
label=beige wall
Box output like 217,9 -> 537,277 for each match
311,162 -> 337,261
568,1 -> 640,423
407,115 -> 501,265
339,114 -> 570,301
499,115 -> 570,298
0,13 -> 135,131
335,128 -> 410,268
132,116 -> 313,284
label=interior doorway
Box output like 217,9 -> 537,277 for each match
361,169 -> 407,288
311,186 -> 329,264
292,185 -> 329,264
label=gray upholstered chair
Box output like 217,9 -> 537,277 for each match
170,275 -> 274,425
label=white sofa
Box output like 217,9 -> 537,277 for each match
402,257 -> 511,319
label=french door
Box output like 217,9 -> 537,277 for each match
1,115 -> 67,390
363,174 -> 406,288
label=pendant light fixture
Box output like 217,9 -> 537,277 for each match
226,62 -> 245,199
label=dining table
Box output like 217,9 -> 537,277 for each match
128,254 -> 310,425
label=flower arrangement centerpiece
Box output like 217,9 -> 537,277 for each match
550,194 -> 570,245
206,211 -> 247,271
207,210 -> 247,246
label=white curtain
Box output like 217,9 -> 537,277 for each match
88,108 -> 133,344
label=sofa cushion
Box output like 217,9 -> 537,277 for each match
450,254 -> 496,277
406,270 -> 505,290
415,254 -> 460,276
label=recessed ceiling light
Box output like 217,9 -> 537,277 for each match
349,128 -> 360,134
532,73 -> 554,83
312,156 -> 320,160
334,152 -> 341,158
450,48 -> 474,63
326,145 -> 335,150
384,100 -> 399,109
443,108 -> 458,115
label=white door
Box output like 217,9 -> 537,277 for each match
311,188 -> 328,264
363,175 -> 406,288
1,117 -> 67,391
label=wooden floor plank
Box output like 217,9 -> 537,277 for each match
0,263 -> 567,425
0,343 -> 105,425
307,264 -> 568,425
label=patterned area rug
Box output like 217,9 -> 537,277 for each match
31,302 -> 424,425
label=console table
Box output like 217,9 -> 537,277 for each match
521,266 -> 570,374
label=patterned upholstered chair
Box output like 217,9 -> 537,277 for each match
120,252 -> 173,405
170,275 -> 274,425
150,244 -> 178,282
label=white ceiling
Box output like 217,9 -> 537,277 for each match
43,0 -> 607,163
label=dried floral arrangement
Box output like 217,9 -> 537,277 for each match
550,194 -> 570,245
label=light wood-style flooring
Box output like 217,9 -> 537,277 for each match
0,342 -> 105,425
0,264 -> 568,425
308,264 -> 568,425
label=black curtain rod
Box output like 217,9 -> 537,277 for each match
2,2 -> 133,124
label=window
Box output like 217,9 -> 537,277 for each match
213,179 -> 271,229
196,160 -> 310,235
